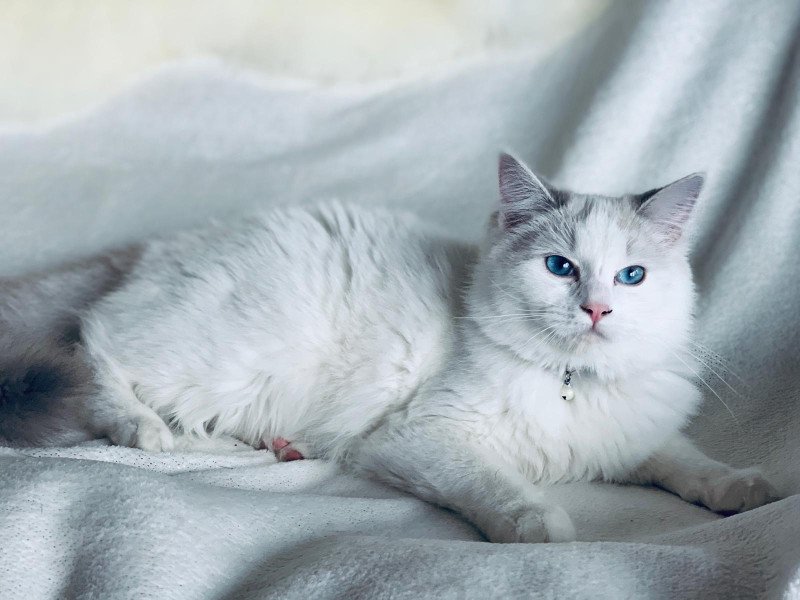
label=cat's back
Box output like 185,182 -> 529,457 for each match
89,202 -> 467,324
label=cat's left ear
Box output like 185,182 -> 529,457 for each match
637,172 -> 705,243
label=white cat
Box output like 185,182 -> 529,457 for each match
2,154 -> 779,542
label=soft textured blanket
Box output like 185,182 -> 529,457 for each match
1,1 -> 799,598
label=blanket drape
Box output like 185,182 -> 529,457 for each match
1,1 -> 799,597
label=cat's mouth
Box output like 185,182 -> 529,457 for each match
568,326 -> 611,356
582,325 -> 608,341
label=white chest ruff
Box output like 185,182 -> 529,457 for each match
484,369 -> 700,483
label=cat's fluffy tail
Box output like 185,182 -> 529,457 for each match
0,248 -> 140,447
0,343 -> 97,446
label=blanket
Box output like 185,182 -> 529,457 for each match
1,1 -> 799,597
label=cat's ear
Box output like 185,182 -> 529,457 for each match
637,172 -> 705,243
498,153 -> 557,230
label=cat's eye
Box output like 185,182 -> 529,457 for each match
616,265 -> 646,285
545,255 -> 576,277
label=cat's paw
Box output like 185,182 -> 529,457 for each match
491,504 -> 576,543
701,468 -> 780,514
109,413 -> 174,452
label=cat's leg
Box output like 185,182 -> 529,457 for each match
622,433 -> 780,513
79,313 -> 175,451
88,385 -> 174,452
350,419 -> 576,543
84,357 -> 174,452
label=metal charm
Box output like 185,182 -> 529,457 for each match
560,368 -> 575,401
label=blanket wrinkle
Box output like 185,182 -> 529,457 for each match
1,0 -> 799,598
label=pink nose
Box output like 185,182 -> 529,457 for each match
580,303 -> 612,326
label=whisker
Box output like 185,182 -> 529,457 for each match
681,348 -> 744,399
521,328 -> 561,358
626,329 -> 750,395
456,312 -> 548,320
668,349 -> 743,431
686,341 -> 749,386
517,325 -> 558,356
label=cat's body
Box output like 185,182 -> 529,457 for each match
80,203 -> 474,457
0,155 -> 779,542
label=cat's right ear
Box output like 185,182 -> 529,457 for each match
636,172 -> 705,244
498,153 -> 556,230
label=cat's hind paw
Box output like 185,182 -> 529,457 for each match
261,437 -> 307,462
108,413 -> 174,452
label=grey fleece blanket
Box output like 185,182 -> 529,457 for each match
1,1 -> 799,598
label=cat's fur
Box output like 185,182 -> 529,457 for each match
0,248 -> 139,446
0,154 -> 779,542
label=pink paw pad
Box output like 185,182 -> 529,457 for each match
265,437 -> 305,462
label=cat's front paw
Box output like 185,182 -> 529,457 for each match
491,504 -> 576,543
701,468 -> 780,514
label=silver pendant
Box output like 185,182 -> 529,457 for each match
560,369 -> 575,401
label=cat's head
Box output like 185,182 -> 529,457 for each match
470,153 -> 703,377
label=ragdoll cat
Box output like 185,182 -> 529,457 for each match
0,154 -> 779,542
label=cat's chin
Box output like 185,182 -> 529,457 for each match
542,328 -> 648,376
581,327 -> 608,341
566,326 -> 612,351
517,331 -> 611,367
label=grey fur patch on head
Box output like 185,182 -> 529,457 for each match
494,153 -> 704,259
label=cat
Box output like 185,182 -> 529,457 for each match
0,153 -> 779,542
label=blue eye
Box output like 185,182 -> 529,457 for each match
545,255 -> 576,277
616,265 -> 646,285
